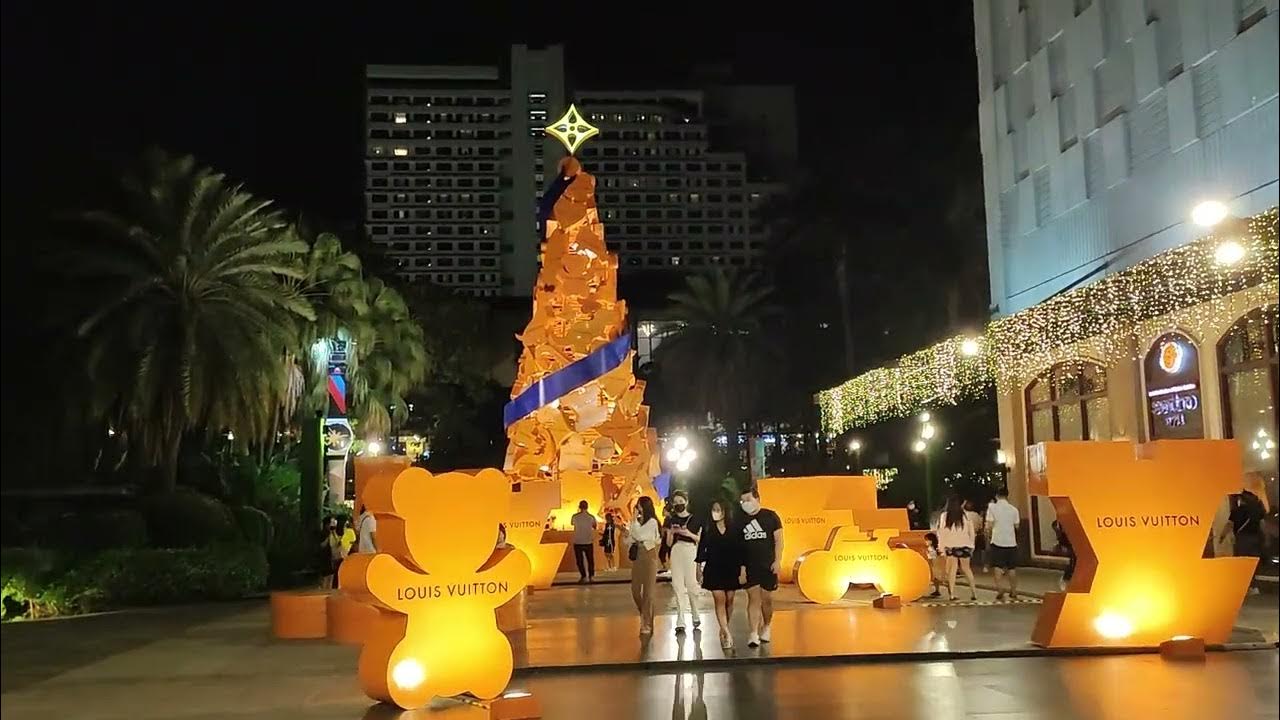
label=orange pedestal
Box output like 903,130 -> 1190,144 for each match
873,594 -> 902,609
327,591 -> 379,645
270,589 -> 329,639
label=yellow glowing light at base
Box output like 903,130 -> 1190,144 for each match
1092,612 -> 1135,640
339,467 -> 531,709
392,658 -> 426,690
1028,440 -> 1257,648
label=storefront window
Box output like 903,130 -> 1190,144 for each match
1025,362 -> 1112,556
1218,306 -> 1278,502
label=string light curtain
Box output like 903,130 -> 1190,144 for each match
818,208 -> 1279,434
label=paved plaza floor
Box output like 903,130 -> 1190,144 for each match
1,573 -> 1276,719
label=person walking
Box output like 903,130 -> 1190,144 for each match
322,516 -> 350,589
697,498 -> 744,649
935,495 -> 978,601
625,496 -> 662,635
737,486 -> 783,648
355,503 -> 378,554
906,499 -> 926,530
601,513 -> 618,571
966,499 -> 987,573
663,491 -> 702,633
571,500 -> 598,583
985,487 -> 1021,600
1052,519 -> 1075,591
1231,487 -> 1267,594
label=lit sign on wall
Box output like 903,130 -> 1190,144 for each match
1144,332 -> 1204,439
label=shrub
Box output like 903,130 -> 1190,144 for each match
72,544 -> 267,609
0,548 -> 71,620
266,508 -> 319,589
233,506 -> 275,549
1,544 -> 268,620
28,509 -> 148,552
143,491 -> 238,548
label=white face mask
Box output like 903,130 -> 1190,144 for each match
711,509 -> 725,522
741,498 -> 760,515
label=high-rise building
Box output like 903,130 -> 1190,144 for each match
364,46 -> 565,298
972,1 -> 1278,560
364,46 -> 791,297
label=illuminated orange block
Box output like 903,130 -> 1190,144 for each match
354,455 -> 412,511
757,477 -> 853,582
505,482 -> 566,589
327,591 -> 380,645
269,589 -> 329,639
872,594 -> 902,609
1159,636 -> 1207,661
1028,440 -> 1257,648
340,467 -> 531,709
796,527 -> 931,604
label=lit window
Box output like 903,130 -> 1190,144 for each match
394,112 -> 407,124
393,147 -> 409,157
671,256 -> 681,266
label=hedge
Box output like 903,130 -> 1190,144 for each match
1,544 -> 267,621
233,506 -> 275,549
142,491 -> 239,548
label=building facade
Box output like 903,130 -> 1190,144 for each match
973,0 -> 1278,560
364,47 -> 791,297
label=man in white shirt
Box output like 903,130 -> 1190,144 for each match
357,504 -> 378,554
571,500 -> 598,583
985,486 -> 1021,600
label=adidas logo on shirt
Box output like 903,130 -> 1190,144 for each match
743,518 -> 767,541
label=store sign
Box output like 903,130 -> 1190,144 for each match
340,467 -> 530,709
1144,333 -> 1204,439
1027,440 -> 1256,648
796,526 -> 931,604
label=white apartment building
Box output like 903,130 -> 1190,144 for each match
974,0 -> 1278,560
365,47 -> 792,297
364,46 -> 565,297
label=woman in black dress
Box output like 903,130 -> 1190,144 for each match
697,498 -> 744,649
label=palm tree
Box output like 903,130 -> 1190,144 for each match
348,278 -> 428,438
656,268 -> 779,463
70,148 -> 313,491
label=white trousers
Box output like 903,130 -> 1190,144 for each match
669,542 -> 700,625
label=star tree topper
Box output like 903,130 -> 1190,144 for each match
544,104 -> 599,155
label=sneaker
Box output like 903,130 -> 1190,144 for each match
928,590 -> 942,598
675,624 -> 686,634
693,618 -> 701,629
747,632 -> 760,648
760,625 -> 771,643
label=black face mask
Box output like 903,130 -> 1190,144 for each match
674,503 -> 687,512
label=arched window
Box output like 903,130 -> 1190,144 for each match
1218,306 -> 1278,480
1025,362 -> 1112,556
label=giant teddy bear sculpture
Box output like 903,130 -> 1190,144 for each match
340,467 -> 531,709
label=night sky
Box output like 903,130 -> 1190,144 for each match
1,4 -> 979,233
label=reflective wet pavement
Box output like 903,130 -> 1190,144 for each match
1,581 -> 1276,719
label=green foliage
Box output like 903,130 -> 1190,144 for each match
28,510 -> 148,552
265,507 -> 319,589
67,148 -> 314,490
72,544 -> 267,609
657,269 -> 781,451
142,491 -> 239,548
1,549 -> 71,620
233,506 -> 275,549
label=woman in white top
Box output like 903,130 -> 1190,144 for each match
625,496 -> 662,635
934,494 -> 978,601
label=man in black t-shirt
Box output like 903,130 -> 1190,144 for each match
737,486 -> 783,648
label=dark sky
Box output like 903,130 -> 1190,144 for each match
1,3 -> 979,233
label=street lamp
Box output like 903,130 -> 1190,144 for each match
847,438 -> 863,473
367,440 -> 384,456
1191,200 -> 1229,227
668,435 -> 697,473
915,414 -> 939,517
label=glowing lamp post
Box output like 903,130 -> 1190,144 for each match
666,435 -> 698,473
914,415 -> 938,515
847,438 -> 863,473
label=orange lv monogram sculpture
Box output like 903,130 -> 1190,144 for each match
797,526 -> 932,604
340,467 -> 531,709
1028,440 -> 1257,647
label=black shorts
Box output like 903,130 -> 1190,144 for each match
745,565 -> 778,592
945,547 -> 972,559
989,544 -> 1018,570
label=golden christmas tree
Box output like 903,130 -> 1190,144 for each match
503,105 -> 660,526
